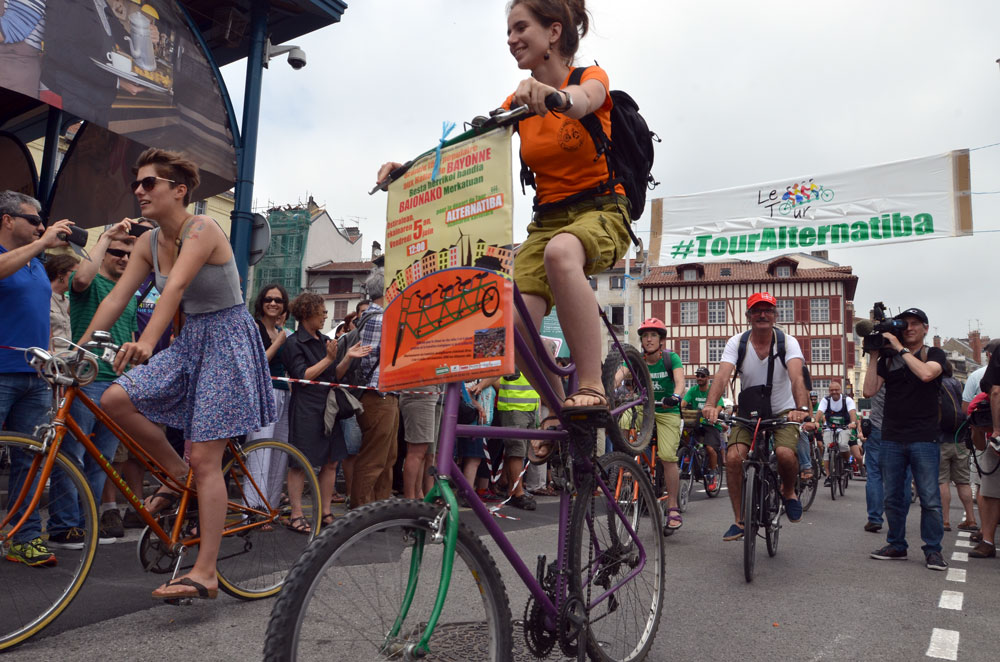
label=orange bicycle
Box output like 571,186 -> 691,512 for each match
0,335 -> 321,650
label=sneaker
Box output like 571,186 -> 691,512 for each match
705,471 -> 718,491
5,537 -> 58,567
870,544 -> 907,560
925,552 -> 948,571
508,493 -> 537,511
783,498 -> 803,523
101,509 -> 125,538
722,523 -> 744,541
968,541 -> 996,559
823,477 -> 832,487
97,529 -> 117,545
122,509 -> 144,529
864,521 -> 882,533
47,527 -> 86,550
475,488 -> 504,503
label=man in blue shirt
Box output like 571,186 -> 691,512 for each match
0,190 -> 74,566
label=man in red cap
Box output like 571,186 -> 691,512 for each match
702,292 -> 811,540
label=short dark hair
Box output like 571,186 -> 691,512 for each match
133,148 -> 200,206
252,283 -> 289,320
45,253 -> 80,282
355,299 -> 371,314
289,292 -> 326,324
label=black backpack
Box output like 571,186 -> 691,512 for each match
734,329 -> 788,376
939,375 -> 966,434
335,308 -> 381,395
519,66 -> 659,246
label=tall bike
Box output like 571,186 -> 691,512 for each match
264,104 -> 662,662
0,335 -> 322,650
721,413 -> 799,583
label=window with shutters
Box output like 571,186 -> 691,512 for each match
777,299 -> 794,323
328,277 -> 352,294
679,339 -> 690,363
680,301 -> 698,325
333,300 -> 348,319
609,276 -> 624,290
708,339 -> 726,362
683,269 -> 698,281
707,300 -> 726,324
811,338 -> 831,362
810,298 -> 830,322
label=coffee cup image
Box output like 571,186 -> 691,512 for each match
106,51 -> 132,73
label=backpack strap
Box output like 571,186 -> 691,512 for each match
775,328 -> 786,369
732,330 -> 751,391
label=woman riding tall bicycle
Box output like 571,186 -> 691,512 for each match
378,0 -> 632,427
80,148 -> 276,602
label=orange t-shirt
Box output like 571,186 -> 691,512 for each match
504,66 -> 625,206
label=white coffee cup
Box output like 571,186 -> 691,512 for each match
106,51 -> 132,73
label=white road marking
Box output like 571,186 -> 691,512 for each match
957,531 -> 971,538
946,567 -> 966,582
950,551 -> 968,562
926,628 -> 959,660
938,590 -> 963,610
954,540 -> 972,548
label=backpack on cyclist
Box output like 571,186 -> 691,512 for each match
518,65 -> 659,246
733,330 -> 785,419
734,329 -> 787,376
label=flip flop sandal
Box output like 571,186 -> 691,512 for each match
284,516 -> 312,535
321,513 -> 336,527
562,387 -> 609,415
528,415 -> 561,465
143,490 -> 178,516
330,493 -> 346,504
957,521 -> 980,532
152,577 -> 218,602
663,507 -> 683,536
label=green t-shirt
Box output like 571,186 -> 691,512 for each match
682,384 -> 725,430
648,351 -> 683,414
70,272 -> 137,382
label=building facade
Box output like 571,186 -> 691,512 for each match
639,255 -> 859,397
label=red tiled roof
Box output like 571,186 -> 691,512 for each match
640,260 -> 858,298
307,260 -> 373,273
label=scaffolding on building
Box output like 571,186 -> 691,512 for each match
251,206 -> 311,299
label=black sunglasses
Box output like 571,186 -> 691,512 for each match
130,176 -> 177,192
262,296 -> 285,304
12,213 -> 44,227
106,248 -> 131,259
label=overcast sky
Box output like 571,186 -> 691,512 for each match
220,0 -> 1000,340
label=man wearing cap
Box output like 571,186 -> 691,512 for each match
863,307 -> 948,570
681,366 -> 725,492
703,292 -> 811,541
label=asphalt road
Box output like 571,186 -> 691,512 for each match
10,475 -> 999,661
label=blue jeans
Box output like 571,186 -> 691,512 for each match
797,428 -> 812,470
881,438 -> 943,554
864,427 -> 912,525
0,373 -> 52,542
48,381 -> 120,533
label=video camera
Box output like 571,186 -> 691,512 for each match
854,302 -> 907,354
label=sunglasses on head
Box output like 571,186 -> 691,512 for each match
262,296 -> 285,304
11,213 -> 44,227
106,248 -> 131,259
130,176 -> 177,192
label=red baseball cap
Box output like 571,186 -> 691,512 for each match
746,292 -> 777,310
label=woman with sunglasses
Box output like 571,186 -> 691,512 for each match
80,148 -> 275,603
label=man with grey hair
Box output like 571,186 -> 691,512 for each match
0,190 -> 74,566
349,261 -> 401,508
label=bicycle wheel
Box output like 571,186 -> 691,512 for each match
829,454 -> 838,501
798,472 -> 818,513
839,469 -> 849,496
263,499 -> 512,661
573,453 -> 664,662
217,440 -> 322,600
765,475 -> 780,558
676,448 -> 693,513
602,344 -> 655,454
742,465 -> 758,583
0,433 -> 99,650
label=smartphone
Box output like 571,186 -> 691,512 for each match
57,225 -> 89,247
128,222 -> 152,238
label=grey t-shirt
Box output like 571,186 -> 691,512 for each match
869,384 -> 886,430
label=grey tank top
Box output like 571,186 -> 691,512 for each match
150,226 -> 244,315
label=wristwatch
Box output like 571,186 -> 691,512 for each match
798,406 -> 809,412
898,347 -> 910,355
557,90 -> 573,113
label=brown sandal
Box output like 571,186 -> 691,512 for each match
528,415 -> 561,465
562,387 -> 609,413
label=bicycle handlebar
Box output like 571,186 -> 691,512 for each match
24,332 -> 121,387
719,413 -> 809,428
370,93 -> 564,194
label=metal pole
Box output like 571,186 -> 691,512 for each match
38,107 -> 63,208
230,0 -> 269,294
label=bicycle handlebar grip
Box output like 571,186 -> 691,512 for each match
544,91 -> 564,111
661,395 -> 681,408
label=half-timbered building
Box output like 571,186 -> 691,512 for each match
638,254 -> 859,398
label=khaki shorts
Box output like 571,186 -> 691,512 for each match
729,410 -> 800,452
400,391 -> 442,455
513,195 -> 632,314
938,441 -> 971,485
653,411 -> 682,462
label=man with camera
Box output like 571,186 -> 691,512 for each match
703,292 -> 811,541
862,307 -> 948,570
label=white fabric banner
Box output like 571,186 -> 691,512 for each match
654,150 -> 971,264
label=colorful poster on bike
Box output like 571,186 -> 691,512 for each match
380,127 -> 515,391
652,150 -> 972,264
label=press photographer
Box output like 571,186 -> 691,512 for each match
855,302 -> 908,354
862,307 -> 948,570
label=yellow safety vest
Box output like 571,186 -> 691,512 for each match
496,374 -> 539,411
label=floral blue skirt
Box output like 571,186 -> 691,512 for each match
116,304 -> 276,442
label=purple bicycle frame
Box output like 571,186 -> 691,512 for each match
433,286 -> 651,623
